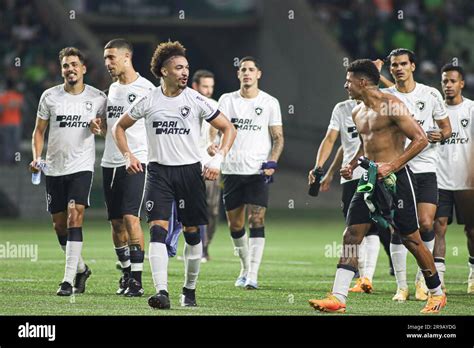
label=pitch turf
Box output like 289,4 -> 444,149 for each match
0,210 -> 472,316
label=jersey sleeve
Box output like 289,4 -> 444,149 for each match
96,92 -> 108,119
327,103 -> 342,131
195,93 -> 219,122
217,94 -> 231,120
430,88 -> 448,120
269,98 -> 283,126
37,90 -> 51,120
127,95 -> 150,121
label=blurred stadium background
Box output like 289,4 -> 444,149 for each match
1,0 -> 474,219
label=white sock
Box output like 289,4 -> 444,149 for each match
231,234 -> 249,278
358,238 -> 367,278
248,237 -> 265,283
61,244 -> 86,273
184,241 -> 202,290
131,262 -> 143,272
149,242 -> 168,292
364,235 -> 380,282
390,243 -> 408,289
416,238 -> 435,282
63,241 -> 82,285
428,284 -> 443,296
435,260 -> 446,286
332,268 -> 355,304
469,257 -> 474,280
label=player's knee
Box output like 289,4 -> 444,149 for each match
183,225 -> 199,233
111,219 -> 125,234
248,211 -> 265,228
123,214 -> 141,234
418,217 -> 433,233
228,220 -> 244,232
150,224 -> 167,244
464,225 -> 474,239
343,226 -> 364,245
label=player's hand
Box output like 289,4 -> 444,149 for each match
207,143 -> 219,156
373,59 -> 384,72
340,165 -> 353,180
320,173 -> 334,192
203,166 -> 219,181
376,162 -> 395,179
263,168 -> 275,176
29,158 -> 41,173
308,169 -> 316,185
90,118 -> 103,136
125,153 -> 143,174
427,130 -> 443,143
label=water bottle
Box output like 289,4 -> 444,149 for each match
308,167 -> 324,197
32,160 -> 46,185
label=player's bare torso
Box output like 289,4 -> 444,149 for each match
352,94 -> 407,165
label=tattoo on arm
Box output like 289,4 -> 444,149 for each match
269,125 -> 284,162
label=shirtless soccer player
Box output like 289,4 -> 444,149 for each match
309,59 -> 446,314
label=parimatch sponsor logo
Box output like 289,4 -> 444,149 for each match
231,118 -> 262,131
55,115 -> 90,128
107,105 -> 125,118
152,120 -> 190,135
441,132 -> 469,145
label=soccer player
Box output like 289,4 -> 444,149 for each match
381,49 -> 452,301
30,47 -> 107,296
91,38 -> 154,296
308,98 -> 390,293
309,59 -> 446,314
217,56 -> 284,289
192,69 -> 220,262
113,41 -> 236,309
434,63 -> 474,293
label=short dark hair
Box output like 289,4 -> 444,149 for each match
387,48 -> 416,64
58,47 -> 86,64
239,56 -> 260,70
441,63 -> 465,80
192,69 -> 214,84
104,38 -> 133,55
150,41 -> 186,79
347,59 -> 380,85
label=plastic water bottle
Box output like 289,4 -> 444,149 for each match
32,160 -> 46,185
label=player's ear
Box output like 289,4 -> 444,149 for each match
257,69 -> 262,79
460,79 -> 465,89
82,64 -> 87,75
411,62 -> 416,72
161,66 -> 167,77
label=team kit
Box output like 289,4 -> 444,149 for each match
29,40 -> 472,314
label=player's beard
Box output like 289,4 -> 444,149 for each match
67,78 -> 78,86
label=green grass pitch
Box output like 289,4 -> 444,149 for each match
0,210 -> 472,316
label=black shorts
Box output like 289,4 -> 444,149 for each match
222,174 -> 269,211
341,180 -> 359,219
435,189 -> 470,225
413,172 -> 438,205
145,162 -> 207,226
102,165 -> 146,220
45,171 -> 93,214
346,166 -> 419,235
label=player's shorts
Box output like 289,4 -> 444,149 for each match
45,171 -> 93,214
346,166 -> 419,235
341,178 -> 378,235
222,174 -> 269,211
413,172 -> 438,205
435,189 -> 472,225
206,175 -> 221,217
145,162 -> 208,226
102,164 -> 146,220
341,179 -> 359,219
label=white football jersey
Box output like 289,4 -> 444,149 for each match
437,97 -> 474,190
327,99 -> 364,183
198,98 -> 219,166
101,74 -> 154,167
37,84 -> 107,176
218,90 -> 282,175
128,86 -> 219,166
383,83 -> 448,174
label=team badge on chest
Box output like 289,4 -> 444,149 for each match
127,93 -> 137,104
180,106 -> 191,118
415,101 -> 425,111
255,107 -> 263,115
85,101 -> 93,111
461,118 -> 469,128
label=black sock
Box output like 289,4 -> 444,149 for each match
130,244 -> 144,284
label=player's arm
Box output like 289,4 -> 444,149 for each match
203,112 -> 237,180
308,128 -> 339,184
90,114 -> 107,137
112,113 -> 143,174
207,124 -> 220,156
30,117 -> 48,173
320,145 -> 344,192
261,125 -> 285,177
382,99 -> 428,177
373,59 -> 395,88
428,117 -> 452,143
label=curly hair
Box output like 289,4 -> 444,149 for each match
150,41 -> 186,79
